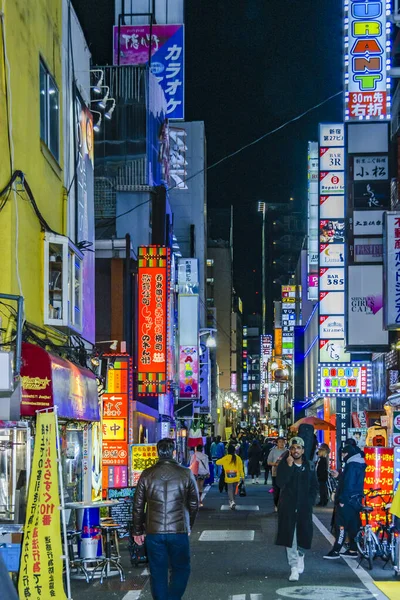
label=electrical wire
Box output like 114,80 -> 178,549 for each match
96,90 -> 342,232
167,90 -> 342,193
0,12 -> 12,180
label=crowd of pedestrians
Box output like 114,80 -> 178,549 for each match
131,431 -> 366,599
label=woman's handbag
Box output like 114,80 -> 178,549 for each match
238,481 -> 247,497
189,456 -> 199,476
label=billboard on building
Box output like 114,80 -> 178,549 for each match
344,0 -> 391,121
307,142 -> 318,299
384,212 -> 400,329
347,264 -> 388,349
281,286 -> 296,358
178,258 -> 199,293
260,334 -> 272,405
113,24 -> 185,119
137,246 -> 169,395
318,123 -> 347,364
318,362 -> 372,397
178,294 -> 199,399
75,92 -> 95,343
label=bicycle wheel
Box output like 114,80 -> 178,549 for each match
356,530 -> 368,557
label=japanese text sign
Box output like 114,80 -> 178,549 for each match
131,444 -> 158,486
384,212 -> 400,329
137,246 -> 168,395
308,141 -> 319,300
19,411 -> 66,600
103,358 -> 129,468
113,24 -> 185,119
363,447 -> 394,528
344,0 -> 391,121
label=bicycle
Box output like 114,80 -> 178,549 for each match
355,489 -> 394,570
391,515 -> 400,578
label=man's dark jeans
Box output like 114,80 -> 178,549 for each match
146,533 -> 190,600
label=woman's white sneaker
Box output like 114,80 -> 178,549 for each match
289,568 -> 299,581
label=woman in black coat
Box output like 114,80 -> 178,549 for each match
248,439 -> 263,483
316,443 -> 330,506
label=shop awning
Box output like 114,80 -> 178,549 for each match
20,342 -> 100,421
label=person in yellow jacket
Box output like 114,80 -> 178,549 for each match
216,444 -> 245,510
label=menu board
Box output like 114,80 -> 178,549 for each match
108,487 -> 135,538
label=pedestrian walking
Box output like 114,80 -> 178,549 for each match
262,438 -> 275,484
276,437 -> 318,581
268,437 -> 287,509
189,444 -> 210,507
316,443 -> 330,507
211,435 -> 225,479
323,443 -> 366,559
216,444 -> 245,510
238,437 -> 250,476
133,438 -> 199,600
248,439 -> 262,484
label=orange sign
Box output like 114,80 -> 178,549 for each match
274,328 -> 282,356
102,441 -> 129,466
103,393 -> 128,419
137,246 -> 168,394
108,367 -> 128,393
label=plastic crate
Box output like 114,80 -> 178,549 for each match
0,544 -> 21,572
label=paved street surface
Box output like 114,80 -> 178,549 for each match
71,479 -> 395,600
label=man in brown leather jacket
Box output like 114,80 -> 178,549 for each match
133,438 -> 199,599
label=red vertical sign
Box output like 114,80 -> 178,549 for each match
137,246 -> 168,395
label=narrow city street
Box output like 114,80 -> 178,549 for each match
71,479 -> 395,600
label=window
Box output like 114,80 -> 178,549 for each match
207,259 -> 214,267
44,234 -> 83,332
40,60 -> 59,161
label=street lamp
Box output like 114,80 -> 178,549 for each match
199,327 -> 217,348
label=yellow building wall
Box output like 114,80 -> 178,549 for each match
0,0 -> 64,334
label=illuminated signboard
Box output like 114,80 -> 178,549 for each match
318,362 -> 372,397
384,212 -> 400,329
137,246 -> 169,395
130,444 -> 158,486
363,447 -> 394,528
102,357 -> 131,470
344,0 -> 391,121
260,334 -> 272,402
281,287 -> 297,358
307,141 -> 319,300
318,124 -> 347,364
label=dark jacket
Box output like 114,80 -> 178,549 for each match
276,456 -> 318,549
248,442 -> 262,476
338,453 -> 366,506
133,458 -> 199,535
316,455 -> 328,483
262,442 -> 274,466
239,440 -> 249,461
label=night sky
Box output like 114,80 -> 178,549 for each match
185,0 -> 343,317
73,0 -> 344,318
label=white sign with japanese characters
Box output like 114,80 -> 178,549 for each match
354,156 -> 389,181
353,210 -> 384,236
319,125 -> 345,147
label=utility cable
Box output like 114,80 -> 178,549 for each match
167,90 -> 342,192
97,90 -> 342,229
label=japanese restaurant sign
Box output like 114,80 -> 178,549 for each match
103,358 -> 129,467
131,444 -> 158,486
344,0 -> 391,121
363,447 -> 394,528
384,212 -> 400,329
19,411 -> 66,600
113,24 -> 185,119
137,246 -> 168,395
